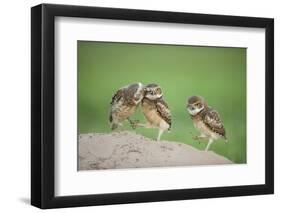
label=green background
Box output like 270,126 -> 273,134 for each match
78,41 -> 246,164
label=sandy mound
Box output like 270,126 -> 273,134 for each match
78,131 -> 232,170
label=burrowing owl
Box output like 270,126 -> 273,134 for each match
187,96 -> 227,151
137,83 -> 171,141
109,83 -> 144,130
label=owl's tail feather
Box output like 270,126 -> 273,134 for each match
223,136 -> 228,143
109,114 -> 113,123
168,123 -> 171,131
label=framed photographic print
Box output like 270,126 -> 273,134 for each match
31,3 -> 274,209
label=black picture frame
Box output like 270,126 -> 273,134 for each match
31,3 -> 274,209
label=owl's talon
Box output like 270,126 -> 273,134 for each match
129,120 -> 140,129
192,136 -> 199,140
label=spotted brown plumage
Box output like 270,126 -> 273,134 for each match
139,84 -> 171,141
109,83 -> 144,130
191,107 -> 226,138
156,98 -> 172,130
187,95 -> 227,151
203,108 -> 226,138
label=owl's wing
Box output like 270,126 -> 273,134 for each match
156,99 -> 172,129
204,109 -> 226,137
110,89 -> 124,105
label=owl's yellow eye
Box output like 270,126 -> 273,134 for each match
156,88 -> 162,94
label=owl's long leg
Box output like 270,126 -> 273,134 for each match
205,138 -> 214,151
133,122 -> 154,129
157,129 -> 164,142
110,120 -> 123,130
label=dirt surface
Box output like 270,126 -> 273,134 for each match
78,131 -> 232,170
